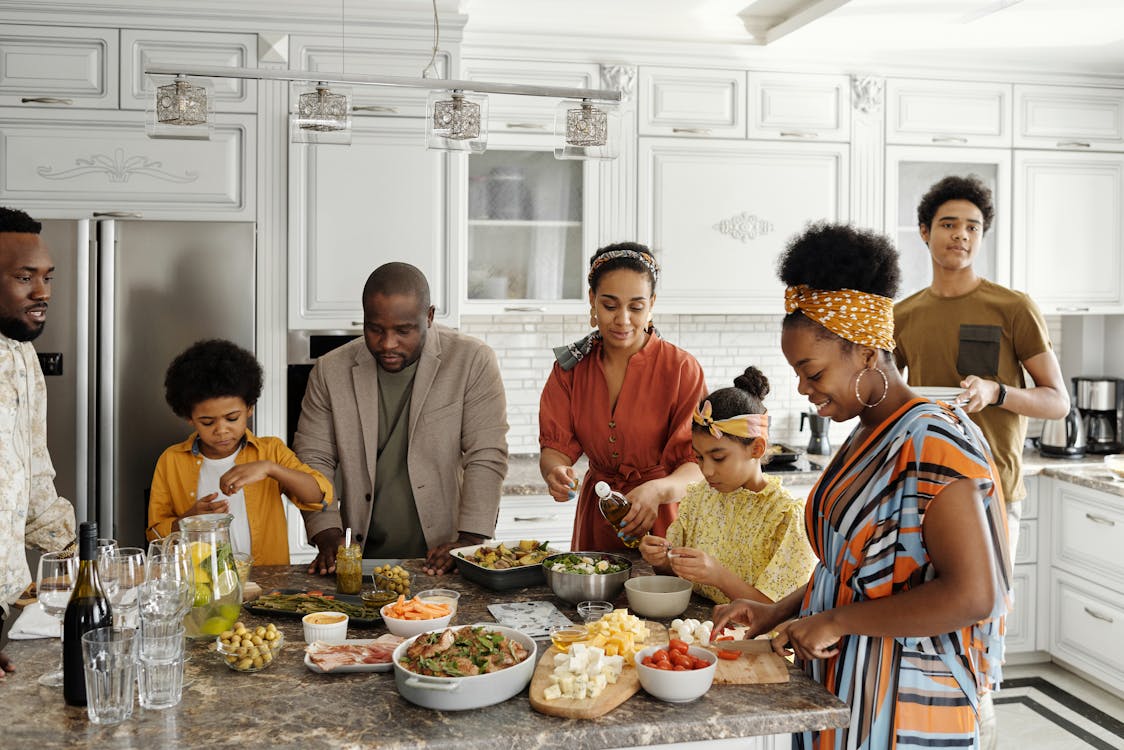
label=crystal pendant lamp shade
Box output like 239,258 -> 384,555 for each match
290,83 -> 352,145
426,89 -> 488,153
555,99 -> 619,160
146,74 -> 214,139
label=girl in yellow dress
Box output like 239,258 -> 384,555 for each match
640,367 -> 816,604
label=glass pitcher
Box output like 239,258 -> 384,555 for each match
155,513 -> 242,639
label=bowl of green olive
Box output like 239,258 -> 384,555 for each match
216,621 -> 284,672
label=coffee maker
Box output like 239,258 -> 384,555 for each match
800,411 -> 831,455
1073,376 -> 1124,454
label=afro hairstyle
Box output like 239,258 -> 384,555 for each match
164,339 -> 263,419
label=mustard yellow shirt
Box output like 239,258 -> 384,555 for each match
667,476 -> 816,604
146,430 -> 334,565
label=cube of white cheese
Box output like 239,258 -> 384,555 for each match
574,674 -> 590,699
554,652 -> 570,667
543,684 -> 563,701
560,675 -> 575,696
569,650 -> 588,672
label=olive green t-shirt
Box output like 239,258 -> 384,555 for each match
363,361 -> 428,558
894,278 -> 1052,503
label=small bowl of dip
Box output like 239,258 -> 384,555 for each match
415,588 -> 461,616
302,611 -> 349,644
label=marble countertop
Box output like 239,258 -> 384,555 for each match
3,560 -> 848,749
1026,450 -> 1124,497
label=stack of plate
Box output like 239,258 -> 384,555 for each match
914,386 -> 967,404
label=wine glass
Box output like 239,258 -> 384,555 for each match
36,551 -> 78,687
101,547 -> 146,628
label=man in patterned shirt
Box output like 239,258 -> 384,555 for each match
0,207 -> 76,678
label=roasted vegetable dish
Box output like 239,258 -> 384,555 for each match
458,539 -> 551,569
399,626 -> 529,677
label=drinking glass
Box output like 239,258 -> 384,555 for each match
146,551 -> 195,619
36,551 -> 77,687
100,547 -> 145,628
81,627 -> 137,725
137,622 -> 185,710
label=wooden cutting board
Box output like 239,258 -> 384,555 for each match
706,639 -> 790,685
528,622 -> 668,719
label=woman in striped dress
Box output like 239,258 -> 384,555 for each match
714,223 -> 1012,749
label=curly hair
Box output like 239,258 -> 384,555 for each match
777,222 -> 901,353
693,366 -> 770,447
0,206 -> 41,234
164,339 -> 263,419
916,174 -> 994,234
587,241 -> 658,294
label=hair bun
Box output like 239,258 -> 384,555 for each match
733,366 -> 769,401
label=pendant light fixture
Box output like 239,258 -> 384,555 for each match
426,89 -> 488,153
290,82 -> 353,145
146,74 -> 214,140
554,98 -> 620,160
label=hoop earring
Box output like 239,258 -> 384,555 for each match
590,307 -> 598,328
854,366 -> 888,408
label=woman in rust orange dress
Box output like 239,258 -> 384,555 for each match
538,242 -> 706,552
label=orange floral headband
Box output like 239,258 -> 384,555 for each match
692,400 -> 770,441
784,284 -> 895,351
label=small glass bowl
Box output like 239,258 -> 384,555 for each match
216,632 -> 284,673
415,588 -> 460,616
549,623 -> 591,653
577,600 -> 614,623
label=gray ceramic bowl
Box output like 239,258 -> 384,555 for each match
541,551 -> 632,604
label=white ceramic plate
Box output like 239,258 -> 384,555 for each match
303,639 -> 395,674
914,386 -> 967,404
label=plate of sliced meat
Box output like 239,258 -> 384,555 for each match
304,635 -> 405,673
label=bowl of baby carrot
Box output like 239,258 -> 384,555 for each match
380,594 -> 454,637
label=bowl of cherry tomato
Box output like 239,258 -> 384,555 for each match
634,639 -> 717,702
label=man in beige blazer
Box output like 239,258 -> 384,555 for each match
295,262 -> 508,576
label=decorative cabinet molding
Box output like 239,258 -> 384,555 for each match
120,29 -> 257,113
461,59 -> 599,133
0,24 -> 118,109
638,138 -> 848,313
1005,565 -> 1037,655
0,108 -> 255,219
1013,150 -> 1124,313
289,116 -> 457,329
886,78 -> 1012,147
746,72 -> 851,142
1015,84 -> 1124,152
638,66 -> 746,139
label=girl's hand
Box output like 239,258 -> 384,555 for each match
772,612 -> 841,661
639,534 -> 669,567
667,547 -> 718,587
185,492 -> 229,517
619,481 -> 663,537
219,461 -> 273,496
546,465 -> 579,503
711,598 -> 780,639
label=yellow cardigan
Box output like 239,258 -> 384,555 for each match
146,430 -> 334,565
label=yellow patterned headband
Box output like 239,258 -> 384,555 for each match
692,400 -> 770,441
588,249 -> 660,286
784,284 -> 895,351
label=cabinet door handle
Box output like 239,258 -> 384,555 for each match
1084,606 -> 1115,624
1056,306 -> 1091,312
92,211 -> 143,219
1057,141 -> 1091,148
780,131 -> 819,138
350,321 -> 364,327
21,96 -> 73,105
513,515 -> 558,522
506,122 -> 546,130
1085,512 -> 1116,526
352,105 -> 399,113
672,127 -> 712,135
931,136 -> 968,144
503,306 -> 546,312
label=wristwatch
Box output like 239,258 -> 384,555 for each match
993,383 -> 1008,407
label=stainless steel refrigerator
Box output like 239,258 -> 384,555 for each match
33,217 -> 256,549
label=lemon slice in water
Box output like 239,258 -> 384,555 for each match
215,570 -> 240,598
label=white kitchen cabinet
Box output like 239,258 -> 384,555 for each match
0,24 -> 119,109
462,58 -> 600,133
884,146 -> 1011,301
493,495 -> 575,551
638,138 -> 848,313
747,72 -> 851,142
289,116 -> 458,329
639,66 -> 746,139
1005,565 -> 1037,655
886,78 -> 1012,147
1050,479 -> 1124,591
119,29 -> 257,113
1015,84 -> 1124,152
0,108 -> 255,220
1049,568 -> 1124,694
1012,150 -> 1124,313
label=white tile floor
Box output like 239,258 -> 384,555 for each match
997,662 -> 1124,750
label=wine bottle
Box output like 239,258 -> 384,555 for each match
63,521 -> 113,706
595,481 -> 640,548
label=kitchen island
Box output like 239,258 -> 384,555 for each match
4,560 -> 848,749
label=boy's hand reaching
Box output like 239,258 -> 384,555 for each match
185,492 -> 229,517
219,460 -> 274,496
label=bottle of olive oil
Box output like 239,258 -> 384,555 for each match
63,521 -> 112,706
595,481 -> 640,548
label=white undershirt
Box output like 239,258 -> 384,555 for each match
197,450 -> 251,556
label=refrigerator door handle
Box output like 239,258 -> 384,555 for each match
92,211 -> 143,219
97,219 -> 117,536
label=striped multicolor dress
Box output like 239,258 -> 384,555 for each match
796,398 -> 1012,750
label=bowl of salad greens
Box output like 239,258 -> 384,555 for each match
542,552 -> 632,603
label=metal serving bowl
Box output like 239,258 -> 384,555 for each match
541,551 -> 632,604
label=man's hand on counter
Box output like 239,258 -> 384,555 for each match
308,528 -> 346,575
423,531 -> 485,576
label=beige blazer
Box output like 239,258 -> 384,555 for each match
294,325 -> 509,550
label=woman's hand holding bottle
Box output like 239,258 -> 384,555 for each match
618,482 -> 662,537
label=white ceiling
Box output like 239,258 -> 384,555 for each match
461,0 -> 1124,77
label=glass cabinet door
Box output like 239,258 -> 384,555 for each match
884,146 -> 1011,301
466,149 -> 586,302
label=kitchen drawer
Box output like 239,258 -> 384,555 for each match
1004,564 -> 1036,654
1049,569 -> 1124,693
1014,518 -> 1037,565
1015,84 -> 1124,152
886,78 -> 1012,147
1051,479 -> 1124,591
639,66 -> 746,139
1021,475 -> 1039,519
462,58 -> 599,133
494,495 -> 575,550
120,29 -> 257,113
0,24 -> 118,109
746,72 -> 850,142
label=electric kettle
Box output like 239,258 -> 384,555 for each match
1039,404 -> 1087,459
